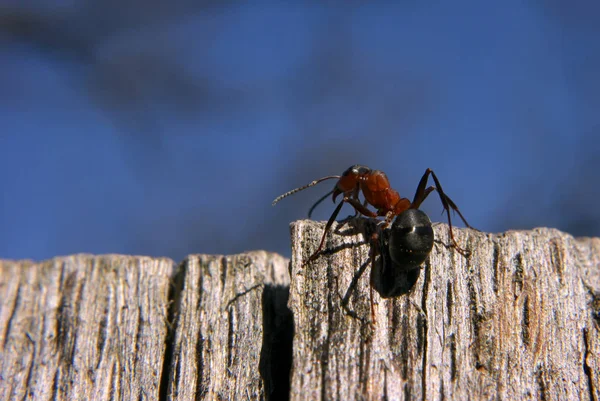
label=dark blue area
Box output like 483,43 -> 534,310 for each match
1,2 -> 599,261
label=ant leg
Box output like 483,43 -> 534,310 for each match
411,185 -> 436,209
369,231 -> 380,325
316,184 -> 364,220
342,184 -> 364,218
427,169 -> 472,227
307,192 -> 378,264
307,200 -> 345,263
414,185 -> 471,229
345,198 -> 378,218
307,185 -> 367,220
438,192 -> 472,228
308,189 -> 334,218
381,210 -> 398,229
411,168 -> 472,255
351,185 -> 362,217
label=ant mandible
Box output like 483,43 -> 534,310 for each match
272,165 -> 473,266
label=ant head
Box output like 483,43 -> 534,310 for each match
333,165 -> 372,202
342,165 -> 371,177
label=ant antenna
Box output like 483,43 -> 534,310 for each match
308,189 -> 335,218
272,175 -> 340,206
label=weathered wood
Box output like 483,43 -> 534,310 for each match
0,254 -> 174,400
288,219 -> 600,401
164,251 -> 291,401
0,251 -> 291,401
1,224 -> 598,401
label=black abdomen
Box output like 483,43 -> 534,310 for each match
389,209 -> 434,270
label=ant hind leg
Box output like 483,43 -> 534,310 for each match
411,168 -> 473,256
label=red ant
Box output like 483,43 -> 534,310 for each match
273,165 -> 472,264
273,165 -> 473,322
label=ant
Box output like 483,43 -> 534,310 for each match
273,165 -> 472,265
273,165 -> 473,322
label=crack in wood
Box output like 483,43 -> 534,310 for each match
158,261 -> 185,401
582,328 -> 596,401
2,279 -> 20,350
521,295 -> 531,348
420,255 -> 431,401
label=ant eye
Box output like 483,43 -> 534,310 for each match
346,164 -> 369,176
342,165 -> 358,176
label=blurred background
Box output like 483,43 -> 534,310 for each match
1,1 -> 599,262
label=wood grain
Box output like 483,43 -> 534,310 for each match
288,219 -> 600,401
0,252 -> 290,401
164,251 -> 290,401
1,221 -> 598,401
0,254 -> 173,400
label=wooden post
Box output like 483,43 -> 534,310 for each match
288,219 -> 600,401
164,252 -> 291,400
1,221 -> 599,401
0,252 -> 290,401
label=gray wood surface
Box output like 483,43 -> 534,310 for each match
0,251 -> 290,401
0,254 -> 174,400
1,221 -> 598,401
164,252 -> 290,401
288,219 -> 600,401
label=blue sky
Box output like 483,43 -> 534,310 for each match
1,2 -> 599,261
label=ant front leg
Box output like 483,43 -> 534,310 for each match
307,189 -> 334,219
351,184 -> 362,218
345,198 -> 378,219
307,194 -> 377,264
411,168 -> 473,256
306,200 -> 345,264
334,188 -> 375,219
368,230 -> 381,325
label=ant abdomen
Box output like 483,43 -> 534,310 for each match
388,209 -> 434,270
